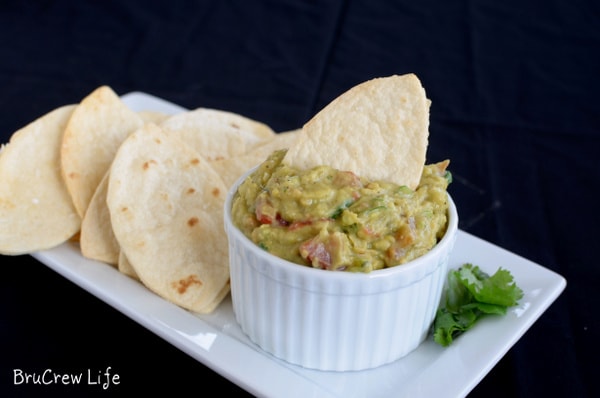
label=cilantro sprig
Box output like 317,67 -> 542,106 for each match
433,263 -> 523,347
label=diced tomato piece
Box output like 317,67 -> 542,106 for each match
360,225 -> 378,238
256,213 -> 272,224
299,238 -> 331,269
333,170 -> 362,189
255,197 -> 275,224
385,219 -> 416,264
275,213 -> 290,226
289,220 -> 313,230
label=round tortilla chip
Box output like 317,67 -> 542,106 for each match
61,85 -> 144,218
80,169 -> 119,265
284,74 -> 430,189
107,123 -> 230,314
0,105 -> 80,254
182,107 -> 275,139
160,107 -> 275,161
137,110 -> 169,124
118,251 -> 139,281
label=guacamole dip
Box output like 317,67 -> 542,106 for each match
231,149 -> 451,272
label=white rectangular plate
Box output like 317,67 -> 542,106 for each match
32,92 -> 566,398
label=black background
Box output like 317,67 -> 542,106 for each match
1,1 -> 598,397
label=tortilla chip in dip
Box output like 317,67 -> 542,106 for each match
0,105 -> 81,254
107,123 -> 230,314
284,74 -> 430,190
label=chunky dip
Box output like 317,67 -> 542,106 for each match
231,149 -> 451,272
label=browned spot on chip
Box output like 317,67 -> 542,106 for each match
154,138 -> 162,144
230,122 -> 240,129
0,198 -> 16,209
187,216 -> 199,227
120,206 -> 128,212
186,187 -> 196,194
173,275 -> 203,294
67,172 -> 79,179
214,155 -> 225,161
190,158 -> 200,165
142,159 -> 157,170
211,187 -> 221,197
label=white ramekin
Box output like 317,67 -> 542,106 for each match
224,168 -> 458,371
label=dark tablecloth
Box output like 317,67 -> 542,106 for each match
1,1 -> 597,397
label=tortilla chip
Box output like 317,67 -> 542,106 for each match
210,129 -> 301,187
138,110 -> 169,124
107,123 -> 230,314
160,108 -> 275,161
284,74 -> 430,189
118,251 -> 139,281
0,105 -> 81,254
80,170 -> 119,265
61,86 -> 144,218
182,107 -> 275,139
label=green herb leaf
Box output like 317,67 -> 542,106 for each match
330,199 -> 354,219
444,171 -> 453,184
433,263 -> 523,347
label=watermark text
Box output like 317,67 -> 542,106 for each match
13,367 -> 120,390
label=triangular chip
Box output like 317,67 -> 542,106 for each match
61,85 -> 144,217
80,169 -> 119,265
0,105 -> 80,254
107,123 -> 230,313
118,251 -> 139,281
284,74 -> 430,189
